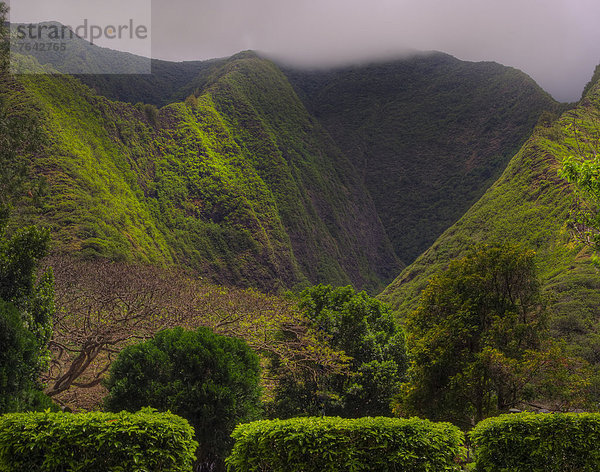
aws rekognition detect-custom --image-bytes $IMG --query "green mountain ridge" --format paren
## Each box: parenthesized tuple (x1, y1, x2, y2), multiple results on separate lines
(65, 46, 560, 268)
(11, 52, 399, 292)
(380, 73, 600, 362)
(6, 34, 564, 294)
(283, 53, 561, 263)
(9, 21, 220, 106)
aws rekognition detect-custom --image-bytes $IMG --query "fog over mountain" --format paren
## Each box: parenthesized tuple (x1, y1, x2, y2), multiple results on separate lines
(9, 0, 600, 101)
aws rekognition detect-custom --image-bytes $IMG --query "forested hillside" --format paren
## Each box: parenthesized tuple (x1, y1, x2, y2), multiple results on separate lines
(380, 72, 600, 364)
(8, 33, 561, 293)
(12, 52, 399, 292)
(284, 53, 561, 263)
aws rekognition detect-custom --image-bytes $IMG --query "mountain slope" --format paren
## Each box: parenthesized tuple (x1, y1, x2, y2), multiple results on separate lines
(380, 74, 600, 362)
(11, 52, 399, 292)
(284, 53, 561, 264)
(9, 22, 217, 107)
(19, 36, 559, 270)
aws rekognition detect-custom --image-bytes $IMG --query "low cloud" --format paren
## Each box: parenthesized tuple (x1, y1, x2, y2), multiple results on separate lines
(149, 0, 600, 102)
(10, 0, 600, 101)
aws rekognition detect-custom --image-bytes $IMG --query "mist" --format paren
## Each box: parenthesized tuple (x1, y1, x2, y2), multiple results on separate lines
(9, 0, 600, 102)
(149, 0, 600, 102)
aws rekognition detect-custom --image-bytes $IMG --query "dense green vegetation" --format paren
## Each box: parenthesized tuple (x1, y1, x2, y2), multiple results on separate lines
(284, 54, 561, 264)
(6, 9, 600, 469)
(399, 244, 589, 426)
(9, 52, 399, 292)
(470, 412, 600, 471)
(8, 32, 561, 291)
(380, 73, 600, 374)
(0, 218, 54, 413)
(269, 285, 407, 418)
(105, 327, 262, 472)
(227, 416, 465, 472)
(559, 107, 600, 265)
(0, 409, 198, 471)
(0, 12, 55, 413)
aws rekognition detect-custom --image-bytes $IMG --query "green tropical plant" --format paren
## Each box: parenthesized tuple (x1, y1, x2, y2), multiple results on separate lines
(269, 285, 407, 418)
(0, 210, 54, 413)
(559, 118, 600, 265)
(470, 412, 600, 471)
(104, 327, 262, 472)
(399, 243, 562, 426)
(0, 408, 198, 472)
(227, 416, 465, 472)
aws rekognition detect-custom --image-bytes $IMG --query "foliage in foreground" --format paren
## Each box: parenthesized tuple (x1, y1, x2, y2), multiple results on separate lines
(269, 284, 407, 418)
(0, 4, 54, 413)
(104, 327, 262, 472)
(400, 243, 590, 426)
(470, 412, 600, 471)
(0, 408, 198, 472)
(226, 416, 465, 472)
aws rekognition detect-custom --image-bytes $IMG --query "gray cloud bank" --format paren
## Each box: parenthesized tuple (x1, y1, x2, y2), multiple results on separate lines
(10, 0, 600, 101)
(149, 0, 600, 102)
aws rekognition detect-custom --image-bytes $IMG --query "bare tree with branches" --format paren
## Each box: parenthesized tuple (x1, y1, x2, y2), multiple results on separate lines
(43, 255, 347, 410)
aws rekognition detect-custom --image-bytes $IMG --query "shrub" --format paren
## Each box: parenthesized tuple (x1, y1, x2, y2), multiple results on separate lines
(469, 412, 600, 471)
(104, 327, 262, 472)
(226, 416, 465, 472)
(0, 408, 198, 471)
(143, 103, 159, 126)
(270, 285, 407, 418)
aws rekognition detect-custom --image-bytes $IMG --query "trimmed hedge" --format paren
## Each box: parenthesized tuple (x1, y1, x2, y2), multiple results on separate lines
(0, 408, 198, 471)
(226, 416, 465, 471)
(469, 412, 600, 471)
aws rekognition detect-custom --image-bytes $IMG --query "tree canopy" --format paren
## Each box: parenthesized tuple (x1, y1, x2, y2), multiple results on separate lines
(400, 243, 553, 426)
(269, 284, 407, 418)
(104, 326, 262, 472)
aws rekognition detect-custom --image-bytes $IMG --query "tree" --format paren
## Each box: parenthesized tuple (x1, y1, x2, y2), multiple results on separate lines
(269, 284, 407, 418)
(560, 126, 600, 264)
(400, 243, 552, 426)
(104, 327, 262, 472)
(0, 211, 54, 413)
(43, 255, 346, 411)
(0, 2, 54, 413)
(0, 299, 42, 412)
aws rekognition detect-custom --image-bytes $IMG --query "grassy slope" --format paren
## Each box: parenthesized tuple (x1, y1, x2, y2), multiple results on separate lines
(31, 40, 559, 269)
(284, 53, 560, 264)
(13, 53, 399, 292)
(379, 76, 600, 362)
(203, 52, 400, 290)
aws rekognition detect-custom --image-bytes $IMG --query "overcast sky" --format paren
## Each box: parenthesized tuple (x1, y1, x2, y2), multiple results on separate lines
(10, 0, 600, 102)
